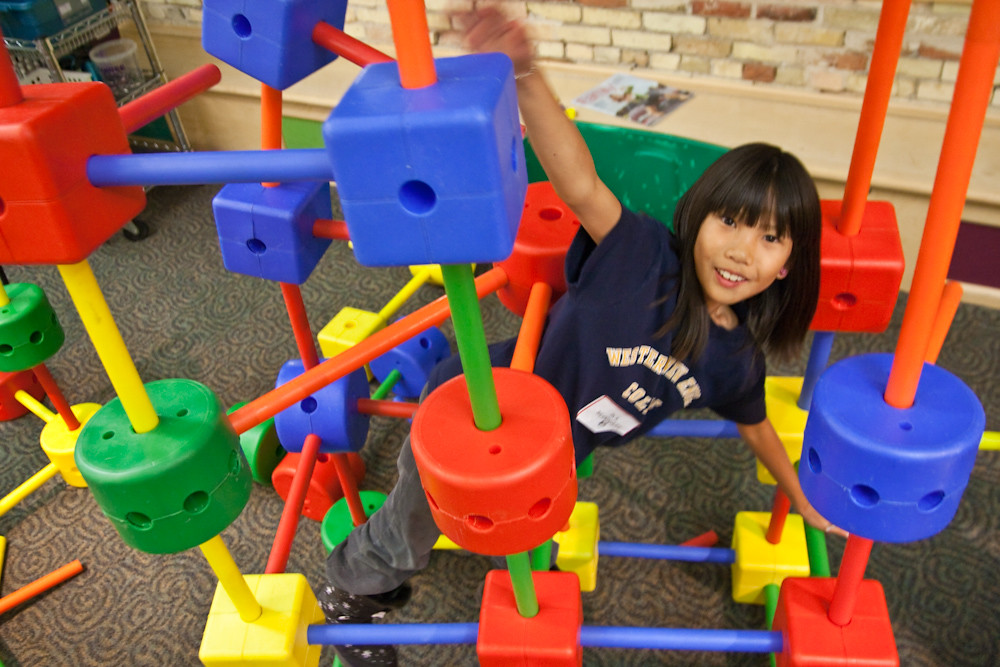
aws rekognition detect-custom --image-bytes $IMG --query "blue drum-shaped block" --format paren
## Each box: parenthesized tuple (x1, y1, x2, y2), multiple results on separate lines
(800, 353, 984, 543)
(369, 325, 450, 399)
(273, 360, 370, 453)
(202, 0, 347, 90)
(323, 53, 527, 267)
(212, 181, 332, 284)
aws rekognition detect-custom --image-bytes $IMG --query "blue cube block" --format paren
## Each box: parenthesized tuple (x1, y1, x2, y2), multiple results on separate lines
(273, 361, 370, 453)
(202, 0, 347, 90)
(323, 53, 527, 267)
(800, 353, 984, 543)
(212, 181, 332, 284)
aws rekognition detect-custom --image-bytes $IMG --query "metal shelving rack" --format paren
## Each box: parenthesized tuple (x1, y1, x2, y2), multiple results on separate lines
(3, 0, 190, 153)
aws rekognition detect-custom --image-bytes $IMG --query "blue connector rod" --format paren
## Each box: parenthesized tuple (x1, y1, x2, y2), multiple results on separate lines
(798, 331, 835, 410)
(646, 418, 739, 438)
(598, 541, 736, 564)
(87, 149, 334, 187)
(580, 626, 783, 653)
(308, 622, 479, 646)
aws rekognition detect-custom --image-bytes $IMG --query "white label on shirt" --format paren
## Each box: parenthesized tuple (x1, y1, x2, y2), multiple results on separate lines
(576, 395, 640, 436)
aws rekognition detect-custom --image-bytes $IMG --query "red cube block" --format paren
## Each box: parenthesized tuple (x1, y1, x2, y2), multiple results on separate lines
(478, 570, 583, 666)
(495, 182, 580, 317)
(811, 200, 904, 333)
(0, 82, 145, 265)
(0, 369, 45, 421)
(772, 577, 898, 667)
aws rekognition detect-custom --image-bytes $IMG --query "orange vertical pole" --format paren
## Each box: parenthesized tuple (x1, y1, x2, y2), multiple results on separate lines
(386, 0, 437, 89)
(510, 282, 552, 373)
(924, 281, 963, 365)
(261, 83, 283, 187)
(828, 535, 874, 626)
(839, 0, 912, 237)
(885, 0, 1000, 408)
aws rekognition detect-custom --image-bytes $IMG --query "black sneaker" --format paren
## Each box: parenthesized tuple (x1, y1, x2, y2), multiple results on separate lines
(317, 583, 411, 667)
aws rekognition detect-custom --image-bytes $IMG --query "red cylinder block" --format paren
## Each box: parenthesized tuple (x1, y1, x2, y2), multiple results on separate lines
(271, 451, 365, 521)
(0, 369, 45, 421)
(495, 182, 580, 317)
(411, 368, 576, 556)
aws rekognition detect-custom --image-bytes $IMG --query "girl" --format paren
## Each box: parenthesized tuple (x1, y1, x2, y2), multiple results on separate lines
(320, 9, 843, 666)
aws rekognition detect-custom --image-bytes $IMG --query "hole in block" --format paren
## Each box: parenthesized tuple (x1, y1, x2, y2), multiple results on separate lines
(184, 490, 209, 514)
(488, 445, 501, 455)
(850, 484, 880, 507)
(467, 514, 494, 531)
(539, 207, 563, 221)
(126, 511, 152, 529)
(918, 490, 945, 511)
(29, 331, 42, 344)
(426, 491, 439, 511)
(301, 396, 318, 413)
(528, 497, 551, 519)
(232, 14, 252, 38)
(176, 408, 189, 417)
(316, 452, 329, 463)
(832, 293, 857, 310)
(807, 447, 822, 474)
(246, 238, 266, 255)
(0, 344, 12, 355)
(399, 180, 437, 215)
(899, 421, 913, 431)
(102, 431, 115, 440)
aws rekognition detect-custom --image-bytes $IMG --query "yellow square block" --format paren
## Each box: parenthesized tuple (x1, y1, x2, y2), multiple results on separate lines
(318, 308, 386, 358)
(757, 377, 808, 485)
(554, 502, 599, 592)
(40, 402, 101, 488)
(731, 511, 810, 605)
(199, 573, 324, 667)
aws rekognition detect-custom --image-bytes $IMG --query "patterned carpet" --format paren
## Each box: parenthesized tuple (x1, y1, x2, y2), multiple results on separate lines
(0, 183, 997, 666)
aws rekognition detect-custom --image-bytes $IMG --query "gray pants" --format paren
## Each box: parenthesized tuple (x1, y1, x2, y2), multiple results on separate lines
(324, 434, 440, 596)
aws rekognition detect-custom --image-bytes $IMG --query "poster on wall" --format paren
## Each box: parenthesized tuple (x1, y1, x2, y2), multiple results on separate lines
(571, 73, 693, 127)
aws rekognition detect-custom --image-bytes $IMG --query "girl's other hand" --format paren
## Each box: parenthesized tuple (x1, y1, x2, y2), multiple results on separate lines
(458, 7, 536, 78)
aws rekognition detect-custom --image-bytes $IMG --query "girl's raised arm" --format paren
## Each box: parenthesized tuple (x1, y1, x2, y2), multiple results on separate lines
(462, 8, 621, 244)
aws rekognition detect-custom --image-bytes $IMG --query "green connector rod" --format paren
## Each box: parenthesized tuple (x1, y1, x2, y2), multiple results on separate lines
(440, 264, 501, 431)
(370, 368, 402, 400)
(577, 452, 594, 480)
(803, 523, 831, 577)
(529, 540, 554, 571)
(506, 551, 539, 618)
(764, 582, 780, 667)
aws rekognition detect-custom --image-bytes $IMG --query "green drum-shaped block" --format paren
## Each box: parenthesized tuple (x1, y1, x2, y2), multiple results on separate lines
(227, 401, 286, 485)
(0, 283, 65, 372)
(76, 379, 252, 554)
(321, 490, 387, 554)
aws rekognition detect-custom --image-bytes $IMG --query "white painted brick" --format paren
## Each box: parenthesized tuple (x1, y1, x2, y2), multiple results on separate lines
(527, 20, 560, 42)
(426, 12, 451, 31)
(649, 52, 682, 71)
(555, 24, 611, 46)
(707, 18, 773, 43)
(774, 23, 844, 47)
(643, 12, 706, 35)
(908, 15, 969, 37)
(536, 40, 565, 59)
(632, 0, 686, 9)
(611, 29, 672, 52)
(846, 72, 868, 94)
(182, 7, 201, 23)
(594, 46, 622, 64)
(894, 77, 917, 98)
(711, 59, 743, 79)
(355, 7, 391, 24)
(805, 66, 846, 92)
(680, 55, 710, 74)
(528, 2, 581, 23)
(731, 42, 798, 64)
(917, 80, 955, 102)
(823, 7, 880, 32)
(426, 0, 473, 11)
(843, 30, 874, 52)
(566, 43, 595, 61)
(941, 61, 960, 83)
(583, 8, 641, 29)
(775, 65, 804, 87)
(992, 86, 999, 107)
(897, 56, 943, 80)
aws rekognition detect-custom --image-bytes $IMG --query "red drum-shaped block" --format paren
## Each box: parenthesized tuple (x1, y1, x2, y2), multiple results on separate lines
(773, 577, 898, 667)
(271, 451, 365, 521)
(411, 368, 576, 556)
(811, 200, 904, 334)
(495, 182, 580, 317)
(0, 83, 145, 264)
(0, 369, 45, 421)
(478, 570, 583, 667)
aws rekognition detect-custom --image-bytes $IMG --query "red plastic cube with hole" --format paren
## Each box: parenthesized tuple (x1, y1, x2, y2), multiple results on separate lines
(772, 577, 898, 667)
(0, 82, 145, 265)
(811, 200, 904, 334)
(0, 369, 44, 421)
(478, 570, 583, 666)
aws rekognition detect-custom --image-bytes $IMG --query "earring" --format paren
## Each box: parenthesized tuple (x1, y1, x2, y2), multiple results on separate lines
(778, 267, 788, 278)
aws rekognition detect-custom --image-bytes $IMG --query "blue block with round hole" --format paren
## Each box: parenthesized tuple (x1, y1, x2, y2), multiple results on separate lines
(369, 325, 450, 399)
(212, 181, 332, 284)
(322, 53, 527, 267)
(201, 0, 347, 90)
(799, 353, 984, 543)
(273, 360, 370, 453)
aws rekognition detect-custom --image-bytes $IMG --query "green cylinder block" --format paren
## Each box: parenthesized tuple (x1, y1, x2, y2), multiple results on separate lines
(227, 401, 286, 485)
(321, 490, 387, 554)
(0, 283, 64, 372)
(75, 379, 252, 554)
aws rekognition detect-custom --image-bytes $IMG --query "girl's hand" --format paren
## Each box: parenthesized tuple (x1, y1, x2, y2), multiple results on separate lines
(458, 7, 536, 78)
(798, 501, 849, 539)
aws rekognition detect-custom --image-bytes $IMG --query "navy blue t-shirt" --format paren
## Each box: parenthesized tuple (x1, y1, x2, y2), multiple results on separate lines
(427, 205, 767, 465)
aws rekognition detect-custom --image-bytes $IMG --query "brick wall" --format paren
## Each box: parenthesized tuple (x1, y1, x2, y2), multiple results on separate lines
(142, 0, 999, 107)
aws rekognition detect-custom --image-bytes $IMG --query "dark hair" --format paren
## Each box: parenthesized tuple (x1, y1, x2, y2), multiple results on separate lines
(658, 143, 821, 362)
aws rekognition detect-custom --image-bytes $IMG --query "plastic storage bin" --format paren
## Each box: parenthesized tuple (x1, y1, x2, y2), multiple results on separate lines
(524, 121, 727, 229)
(0, 0, 108, 40)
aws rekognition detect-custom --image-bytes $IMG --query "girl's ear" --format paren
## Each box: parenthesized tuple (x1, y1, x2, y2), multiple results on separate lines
(777, 267, 789, 279)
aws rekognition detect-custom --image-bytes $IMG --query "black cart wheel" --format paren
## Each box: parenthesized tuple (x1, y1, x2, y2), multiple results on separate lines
(123, 219, 151, 242)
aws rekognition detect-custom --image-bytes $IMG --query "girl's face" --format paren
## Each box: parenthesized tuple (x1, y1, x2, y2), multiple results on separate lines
(693, 212, 793, 313)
